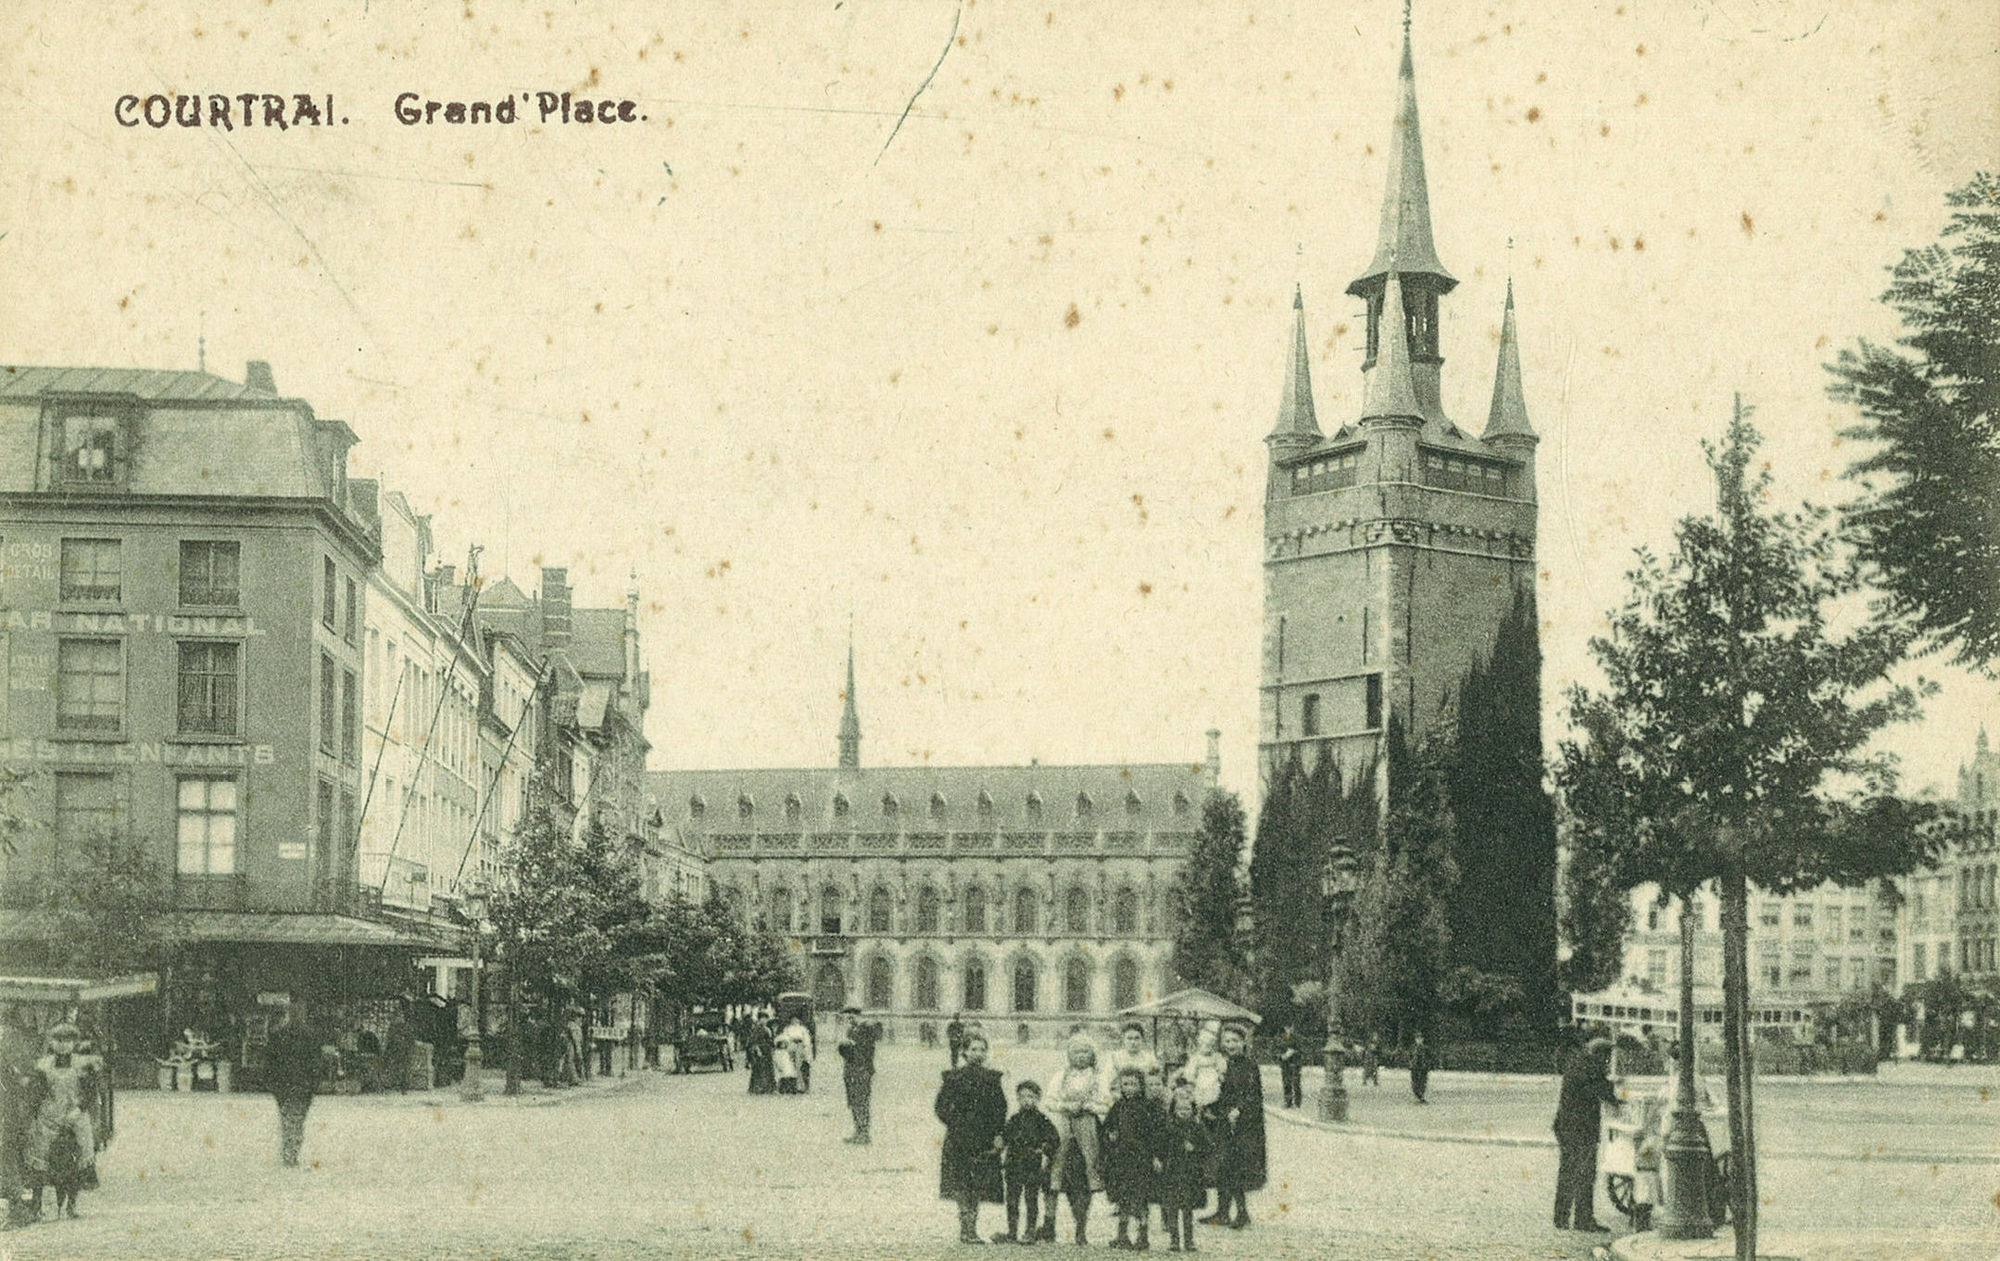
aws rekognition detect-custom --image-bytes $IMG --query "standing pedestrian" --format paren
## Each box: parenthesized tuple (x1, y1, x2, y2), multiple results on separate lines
(22, 1023, 101, 1220)
(946, 1013, 966, 1068)
(994, 1079, 1059, 1243)
(1408, 1033, 1435, 1104)
(1203, 1023, 1265, 1230)
(1552, 1037, 1616, 1232)
(746, 1020, 776, 1095)
(837, 1006, 881, 1144)
(1047, 1034, 1110, 1244)
(1101, 1067, 1162, 1250)
(264, 1002, 322, 1169)
(1361, 1037, 1380, 1087)
(1157, 1080, 1212, 1253)
(2, 1006, 41, 1228)
(1275, 1025, 1303, 1110)
(935, 1031, 1007, 1245)
(1105, 1022, 1160, 1085)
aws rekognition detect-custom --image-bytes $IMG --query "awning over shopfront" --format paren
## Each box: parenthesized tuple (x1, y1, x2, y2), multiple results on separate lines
(0, 910, 454, 951)
(0, 972, 158, 1003)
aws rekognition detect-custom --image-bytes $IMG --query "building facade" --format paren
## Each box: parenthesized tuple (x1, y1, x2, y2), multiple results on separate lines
(648, 661, 1217, 1044)
(0, 362, 450, 1065)
(1906, 731, 2000, 985)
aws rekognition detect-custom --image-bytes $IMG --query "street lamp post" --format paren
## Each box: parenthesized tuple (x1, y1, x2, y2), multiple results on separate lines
(460, 886, 490, 1104)
(1318, 842, 1359, 1123)
(1655, 894, 1715, 1239)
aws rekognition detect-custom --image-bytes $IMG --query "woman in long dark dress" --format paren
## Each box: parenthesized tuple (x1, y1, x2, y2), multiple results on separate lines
(934, 1032, 1007, 1244)
(745, 1021, 776, 1095)
(1204, 1023, 1266, 1229)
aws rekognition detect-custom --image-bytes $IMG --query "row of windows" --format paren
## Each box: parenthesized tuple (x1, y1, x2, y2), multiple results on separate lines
(1294, 676, 1385, 738)
(38, 538, 361, 646)
(1910, 939, 1998, 980)
(747, 881, 1150, 938)
(1289, 451, 1360, 496)
(45, 768, 354, 878)
(1755, 948, 1894, 991)
(1960, 864, 1998, 911)
(1421, 453, 1510, 496)
(696, 788, 1194, 824)
(51, 538, 241, 608)
(818, 952, 1147, 1014)
(47, 636, 356, 759)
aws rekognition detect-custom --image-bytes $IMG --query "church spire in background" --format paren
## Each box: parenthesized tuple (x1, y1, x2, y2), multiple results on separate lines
(1483, 279, 1535, 440)
(838, 634, 862, 770)
(1267, 284, 1323, 449)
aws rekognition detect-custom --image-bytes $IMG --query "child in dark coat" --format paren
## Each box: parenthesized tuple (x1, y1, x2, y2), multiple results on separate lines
(1101, 1067, 1162, 1250)
(1157, 1081, 1212, 1252)
(995, 1079, 1061, 1243)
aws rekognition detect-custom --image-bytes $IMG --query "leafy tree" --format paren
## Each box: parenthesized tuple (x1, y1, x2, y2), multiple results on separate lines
(1337, 717, 1457, 1044)
(1556, 401, 1944, 1260)
(1170, 790, 1252, 1001)
(13, 827, 180, 979)
(1828, 172, 2000, 667)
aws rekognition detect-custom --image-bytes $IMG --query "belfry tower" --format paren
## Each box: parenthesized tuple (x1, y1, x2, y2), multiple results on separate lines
(1258, 16, 1540, 787)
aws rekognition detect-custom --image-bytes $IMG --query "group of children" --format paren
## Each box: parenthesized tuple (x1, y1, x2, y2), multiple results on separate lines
(935, 1020, 1266, 1251)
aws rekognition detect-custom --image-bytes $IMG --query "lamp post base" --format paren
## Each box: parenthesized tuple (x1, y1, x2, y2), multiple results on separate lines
(460, 1043, 485, 1103)
(1318, 1050, 1350, 1123)
(1654, 1107, 1716, 1240)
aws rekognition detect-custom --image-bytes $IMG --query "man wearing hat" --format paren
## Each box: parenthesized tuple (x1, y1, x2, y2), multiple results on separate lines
(836, 1005, 882, 1144)
(1551, 1036, 1617, 1231)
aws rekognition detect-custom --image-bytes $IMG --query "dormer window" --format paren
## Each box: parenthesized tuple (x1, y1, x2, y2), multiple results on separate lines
(1025, 793, 1044, 823)
(882, 793, 899, 818)
(785, 794, 803, 824)
(977, 790, 994, 818)
(1125, 790, 1143, 817)
(1172, 791, 1191, 818)
(833, 793, 850, 818)
(930, 792, 948, 820)
(688, 795, 706, 819)
(1075, 793, 1093, 820)
(56, 408, 133, 487)
(737, 794, 754, 821)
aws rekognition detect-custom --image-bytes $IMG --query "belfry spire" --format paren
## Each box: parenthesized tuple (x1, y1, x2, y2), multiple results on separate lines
(838, 636, 861, 770)
(1361, 267, 1423, 424)
(1483, 279, 1534, 439)
(1348, 14, 1454, 298)
(1267, 284, 1322, 446)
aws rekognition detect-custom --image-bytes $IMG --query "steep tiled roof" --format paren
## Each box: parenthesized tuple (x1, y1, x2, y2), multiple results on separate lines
(649, 762, 1212, 834)
(0, 365, 281, 402)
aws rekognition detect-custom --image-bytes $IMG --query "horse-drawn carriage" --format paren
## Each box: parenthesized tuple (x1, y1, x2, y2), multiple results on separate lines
(673, 1009, 734, 1073)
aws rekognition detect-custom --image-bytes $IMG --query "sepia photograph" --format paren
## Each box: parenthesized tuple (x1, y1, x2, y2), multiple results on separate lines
(0, 1, 1995, 1257)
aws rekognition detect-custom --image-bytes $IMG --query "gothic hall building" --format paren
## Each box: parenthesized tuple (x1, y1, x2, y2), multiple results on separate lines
(649, 655, 1218, 1045)
(1254, 17, 1558, 1023)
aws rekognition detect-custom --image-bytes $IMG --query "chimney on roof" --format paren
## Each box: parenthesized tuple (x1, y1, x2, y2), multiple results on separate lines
(244, 360, 277, 394)
(438, 564, 456, 591)
(541, 567, 572, 652)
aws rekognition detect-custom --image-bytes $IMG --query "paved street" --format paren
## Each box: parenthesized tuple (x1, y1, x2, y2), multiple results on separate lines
(1, 1047, 1992, 1260)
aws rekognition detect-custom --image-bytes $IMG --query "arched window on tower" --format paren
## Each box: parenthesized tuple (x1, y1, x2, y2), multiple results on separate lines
(1113, 887, 1138, 936)
(1063, 956, 1091, 1013)
(869, 886, 894, 934)
(963, 884, 988, 934)
(1012, 958, 1038, 1013)
(914, 956, 941, 1010)
(1301, 693, 1322, 737)
(1112, 955, 1141, 1009)
(867, 956, 894, 1009)
(917, 884, 941, 933)
(1065, 886, 1091, 936)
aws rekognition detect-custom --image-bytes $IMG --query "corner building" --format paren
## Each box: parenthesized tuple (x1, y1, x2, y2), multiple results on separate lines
(649, 655, 1217, 1045)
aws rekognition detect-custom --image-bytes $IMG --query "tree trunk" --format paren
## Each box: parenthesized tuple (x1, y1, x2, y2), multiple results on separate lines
(1676, 894, 1700, 1118)
(1718, 862, 1757, 1261)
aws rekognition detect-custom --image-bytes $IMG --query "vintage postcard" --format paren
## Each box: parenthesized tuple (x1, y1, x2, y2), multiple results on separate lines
(1, 2, 1995, 1258)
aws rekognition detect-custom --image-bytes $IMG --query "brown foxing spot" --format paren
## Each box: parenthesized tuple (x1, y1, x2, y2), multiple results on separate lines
(1064, 303, 1081, 328)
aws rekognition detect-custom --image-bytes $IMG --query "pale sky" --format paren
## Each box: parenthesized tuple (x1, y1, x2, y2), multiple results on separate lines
(4, 0, 1996, 803)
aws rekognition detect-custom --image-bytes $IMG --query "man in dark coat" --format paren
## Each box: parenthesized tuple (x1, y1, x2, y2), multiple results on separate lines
(1203, 1023, 1266, 1229)
(837, 1006, 882, 1144)
(945, 1014, 966, 1068)
(1552, 1037, 1616, 1232)
(264, 1003, 323, 1168)
(935, 1031, 1007, 1244)
(1275, 1024, 1304, 1109)
(1408, 1033, 1435, 1103)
